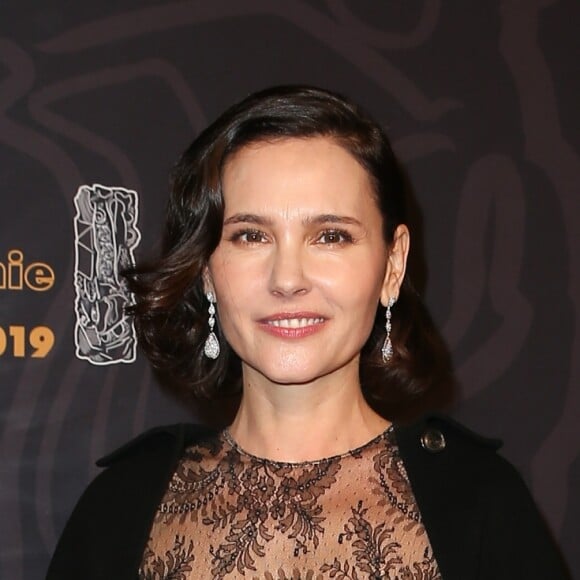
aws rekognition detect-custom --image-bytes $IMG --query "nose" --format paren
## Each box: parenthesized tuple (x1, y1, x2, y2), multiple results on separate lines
(268, 242, 311, 297)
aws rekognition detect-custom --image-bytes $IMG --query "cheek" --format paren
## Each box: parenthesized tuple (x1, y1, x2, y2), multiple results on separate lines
(210, 255, 260, 333)
(316, 254, 386, 311)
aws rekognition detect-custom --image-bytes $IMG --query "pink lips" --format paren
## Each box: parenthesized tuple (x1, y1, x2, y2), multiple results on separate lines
(258, 312, 327, 338)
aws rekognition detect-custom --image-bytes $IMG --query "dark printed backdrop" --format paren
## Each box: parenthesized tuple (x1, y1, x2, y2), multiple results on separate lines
(1, 1, 578, 578)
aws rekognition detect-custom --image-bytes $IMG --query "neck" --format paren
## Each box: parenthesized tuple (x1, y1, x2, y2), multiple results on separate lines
(227, 366, 390, 462)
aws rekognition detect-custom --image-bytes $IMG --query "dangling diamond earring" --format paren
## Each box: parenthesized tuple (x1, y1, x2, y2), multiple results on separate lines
(381, 298, 395, 363)
(203, 291, 220, 359)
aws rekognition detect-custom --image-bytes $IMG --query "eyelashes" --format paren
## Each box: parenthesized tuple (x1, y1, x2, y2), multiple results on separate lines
(227, 228, 355, 246)
(228, 228, 267, 244)
(316, 229, 354, 245)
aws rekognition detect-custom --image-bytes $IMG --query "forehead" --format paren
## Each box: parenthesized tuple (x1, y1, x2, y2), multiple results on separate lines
(221, 137, 377, 214)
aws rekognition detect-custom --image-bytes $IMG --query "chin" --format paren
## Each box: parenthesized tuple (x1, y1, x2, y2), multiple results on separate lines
(261, 370, 320, 386)
(250, 360, 325, 386)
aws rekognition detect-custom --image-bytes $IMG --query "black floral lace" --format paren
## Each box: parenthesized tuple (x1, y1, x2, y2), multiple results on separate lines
(139, 427, 440, 579)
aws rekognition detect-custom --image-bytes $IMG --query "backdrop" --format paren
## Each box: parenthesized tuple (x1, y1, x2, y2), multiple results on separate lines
(1, 1, 578, 578)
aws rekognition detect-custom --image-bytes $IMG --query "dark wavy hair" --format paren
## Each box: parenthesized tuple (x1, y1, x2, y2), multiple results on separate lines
(125, 85, 452, 414)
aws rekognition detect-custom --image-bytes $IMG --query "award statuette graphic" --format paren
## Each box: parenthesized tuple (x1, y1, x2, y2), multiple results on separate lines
(73, 184, 141, 365)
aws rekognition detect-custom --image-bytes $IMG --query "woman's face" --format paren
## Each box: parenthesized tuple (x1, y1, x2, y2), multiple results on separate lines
(207, 136, 407, 387)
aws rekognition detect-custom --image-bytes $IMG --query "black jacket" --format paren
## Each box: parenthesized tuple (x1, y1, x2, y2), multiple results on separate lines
(46, 415, 569, 579)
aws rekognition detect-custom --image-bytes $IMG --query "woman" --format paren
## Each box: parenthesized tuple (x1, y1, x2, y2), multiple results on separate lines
(47, 86, 568, 579)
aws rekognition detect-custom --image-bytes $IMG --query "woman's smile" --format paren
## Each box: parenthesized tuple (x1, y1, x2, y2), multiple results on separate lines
(258, 312, 328, 337)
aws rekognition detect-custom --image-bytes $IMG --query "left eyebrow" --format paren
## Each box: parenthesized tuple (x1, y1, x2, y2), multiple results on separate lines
(304, 214, 364, 227)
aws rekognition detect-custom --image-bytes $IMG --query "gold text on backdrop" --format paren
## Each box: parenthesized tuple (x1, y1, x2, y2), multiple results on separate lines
(0, 249, 55, 291)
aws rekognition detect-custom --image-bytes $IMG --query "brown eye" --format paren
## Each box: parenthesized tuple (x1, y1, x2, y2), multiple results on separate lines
(230, 229, 268, 244)
(317, 229, 353, 245)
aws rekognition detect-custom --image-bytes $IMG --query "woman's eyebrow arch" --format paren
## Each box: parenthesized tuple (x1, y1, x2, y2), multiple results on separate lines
(223, 213, 362, 227)
(305, 214, 363, 226)
(223, 214, 273, 226)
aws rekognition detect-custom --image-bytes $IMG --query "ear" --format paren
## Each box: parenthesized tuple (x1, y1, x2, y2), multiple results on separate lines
(380, 224, 410, 306)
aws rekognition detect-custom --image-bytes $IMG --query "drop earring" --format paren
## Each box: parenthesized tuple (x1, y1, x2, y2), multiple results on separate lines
(381, 298, 395, 363)
(203, 291, 220, 359)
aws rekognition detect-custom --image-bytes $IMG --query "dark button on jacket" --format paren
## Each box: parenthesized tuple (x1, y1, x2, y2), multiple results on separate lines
(420, 428, 446, 452)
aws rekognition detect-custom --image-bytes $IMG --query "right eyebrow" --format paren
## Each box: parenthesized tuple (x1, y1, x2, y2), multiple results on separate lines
(223, 214, 273, 226)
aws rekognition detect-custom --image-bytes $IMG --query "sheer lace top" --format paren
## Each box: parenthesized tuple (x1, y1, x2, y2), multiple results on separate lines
(139, 426, 441, 579)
